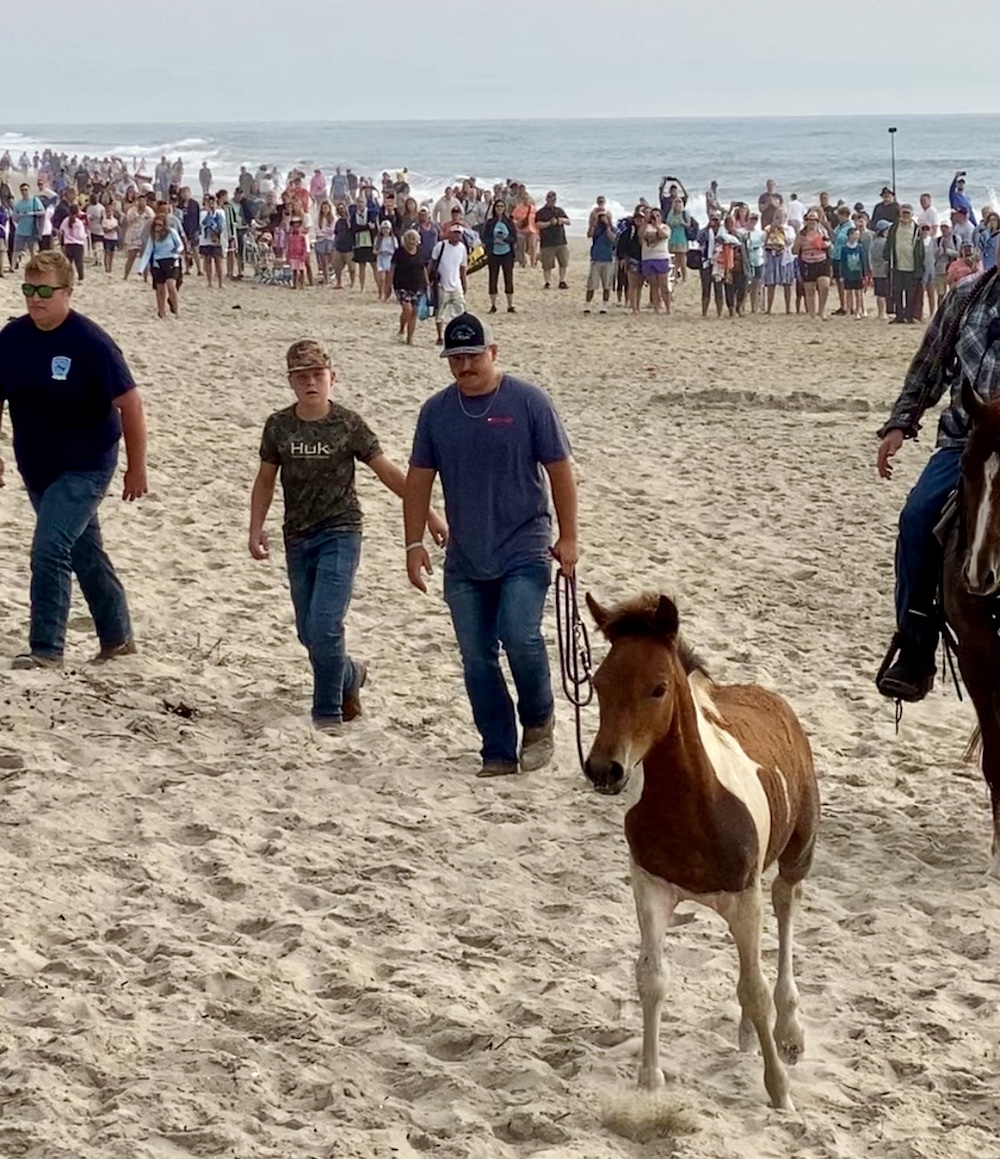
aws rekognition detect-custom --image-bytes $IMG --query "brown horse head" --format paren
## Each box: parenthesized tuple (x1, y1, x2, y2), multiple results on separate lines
(584, 592, 706, 795)
(960, 379, 1000, 596)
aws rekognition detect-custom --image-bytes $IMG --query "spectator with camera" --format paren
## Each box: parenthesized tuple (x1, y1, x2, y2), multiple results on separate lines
(584, 207, 616, 314)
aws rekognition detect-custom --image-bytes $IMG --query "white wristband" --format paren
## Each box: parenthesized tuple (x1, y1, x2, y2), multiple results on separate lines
(405, 542, 425, 552)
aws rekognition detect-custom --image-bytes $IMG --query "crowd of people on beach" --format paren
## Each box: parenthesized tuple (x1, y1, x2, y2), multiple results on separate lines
(2, 142, 1000, 763)
(1, 145, 997, 333)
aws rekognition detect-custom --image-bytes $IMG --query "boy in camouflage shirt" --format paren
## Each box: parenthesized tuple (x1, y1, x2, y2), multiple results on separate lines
(250, 339, 446, 731)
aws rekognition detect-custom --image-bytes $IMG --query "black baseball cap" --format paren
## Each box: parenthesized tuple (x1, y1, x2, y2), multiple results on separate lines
(440, 313, 493, 358)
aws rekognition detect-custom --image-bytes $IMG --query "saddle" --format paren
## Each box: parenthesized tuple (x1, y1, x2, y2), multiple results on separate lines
(932, 490, 960, 548)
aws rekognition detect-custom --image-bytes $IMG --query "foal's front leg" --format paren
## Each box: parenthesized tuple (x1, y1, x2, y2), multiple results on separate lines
(630, 865, 679, 1090)
(719, 883, 793, 1111)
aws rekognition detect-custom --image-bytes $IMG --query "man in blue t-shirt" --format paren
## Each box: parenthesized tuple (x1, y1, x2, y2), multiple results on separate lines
(0, 251, 148, 669)
(12, 181, 44, 265)
(585, 210, 617, 313)
(403, 313, 579, 778)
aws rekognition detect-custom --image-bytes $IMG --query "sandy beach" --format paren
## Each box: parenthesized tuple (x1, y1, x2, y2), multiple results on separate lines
(0, 240, 997, 1159)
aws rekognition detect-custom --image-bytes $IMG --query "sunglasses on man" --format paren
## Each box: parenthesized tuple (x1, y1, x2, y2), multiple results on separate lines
(21, 283, 63, 298)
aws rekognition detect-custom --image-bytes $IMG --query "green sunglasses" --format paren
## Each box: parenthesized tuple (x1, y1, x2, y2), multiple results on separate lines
(21, 283, 63, 299)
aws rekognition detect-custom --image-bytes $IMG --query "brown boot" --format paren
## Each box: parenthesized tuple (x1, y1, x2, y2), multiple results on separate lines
(343, 662, 367, 722)
(520, 716, 555, 772)
(92, 639, 136, 663)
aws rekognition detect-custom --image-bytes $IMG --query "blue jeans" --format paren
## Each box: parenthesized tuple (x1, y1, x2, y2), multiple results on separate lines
(444, 560, 554, 763)
(25, 462, 132, 659)
(895, 447, 962, 631)
(285, 528, 362, 722)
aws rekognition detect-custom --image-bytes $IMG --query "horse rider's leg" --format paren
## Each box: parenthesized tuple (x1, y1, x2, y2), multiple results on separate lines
(718, 885, 794, 1111)
(879, 448, 964, 700)
(771, 874, 805, 1063)
(630, 865, 679, 1090)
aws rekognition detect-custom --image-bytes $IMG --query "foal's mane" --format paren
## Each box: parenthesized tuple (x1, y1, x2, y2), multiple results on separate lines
(596, 592, 710, 677)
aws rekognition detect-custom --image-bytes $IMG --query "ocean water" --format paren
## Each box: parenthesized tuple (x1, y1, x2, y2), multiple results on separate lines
(3, 116, 998, 233)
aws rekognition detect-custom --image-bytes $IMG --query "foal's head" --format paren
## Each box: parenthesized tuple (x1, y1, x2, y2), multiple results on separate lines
(960, 379, 1000, 596)
(583, 593, 706, 795)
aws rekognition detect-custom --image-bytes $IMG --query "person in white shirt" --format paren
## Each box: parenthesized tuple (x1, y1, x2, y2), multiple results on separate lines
(432, 187, 462, 225)
(917, 192, 940, 237)
(431, 225, 469, 344)
(951, 207, 975, 248)
(786, 193, 806, 231)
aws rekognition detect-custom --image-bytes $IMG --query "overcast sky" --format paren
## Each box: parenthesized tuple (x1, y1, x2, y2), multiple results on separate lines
(5, 0, 991, 121)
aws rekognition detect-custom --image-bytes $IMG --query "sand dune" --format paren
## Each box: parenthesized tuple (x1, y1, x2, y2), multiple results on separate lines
(0, 245, 996, 1159)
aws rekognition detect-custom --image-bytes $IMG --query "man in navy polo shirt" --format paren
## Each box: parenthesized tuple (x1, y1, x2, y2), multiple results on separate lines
(403, 313, 579, 777)
(0, 250, 147, 669)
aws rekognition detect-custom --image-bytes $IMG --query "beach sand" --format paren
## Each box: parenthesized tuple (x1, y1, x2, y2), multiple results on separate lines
(0, 241, 997, 1159)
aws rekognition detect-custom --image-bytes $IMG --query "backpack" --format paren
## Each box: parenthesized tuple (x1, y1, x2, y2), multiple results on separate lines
(429, 241, 451, 283)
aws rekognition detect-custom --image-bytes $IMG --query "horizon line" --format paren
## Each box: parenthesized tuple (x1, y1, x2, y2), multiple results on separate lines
(4, 111, 996, 128)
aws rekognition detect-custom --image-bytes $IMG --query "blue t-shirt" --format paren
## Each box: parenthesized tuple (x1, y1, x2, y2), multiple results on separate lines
(14, 197, 43, 238)
(410, 374, 572, 580)
(590, 228, 615, 262)
(0, 311, 133, 492)
(841, 244, 864, 277)
(491, 220, 512, 256)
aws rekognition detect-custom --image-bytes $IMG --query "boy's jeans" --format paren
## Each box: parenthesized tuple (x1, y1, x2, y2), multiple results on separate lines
(444, 560, 554, 763)
(285, 528, 362, 723)
(25, 461, 132, 659)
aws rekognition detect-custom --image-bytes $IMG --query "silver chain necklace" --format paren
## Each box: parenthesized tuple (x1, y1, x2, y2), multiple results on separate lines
(456, 375, 504, 419)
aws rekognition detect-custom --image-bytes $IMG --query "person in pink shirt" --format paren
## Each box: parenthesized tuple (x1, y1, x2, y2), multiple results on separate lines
(309, 169, 327, 202)
(947, 243, 983, 287)
(285, 176, 310, 217)
(286, 219, 308, 289)
(58, 203, 88, 281)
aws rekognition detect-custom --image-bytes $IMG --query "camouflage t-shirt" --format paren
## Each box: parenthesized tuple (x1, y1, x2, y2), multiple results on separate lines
(259, 403, 382, 540)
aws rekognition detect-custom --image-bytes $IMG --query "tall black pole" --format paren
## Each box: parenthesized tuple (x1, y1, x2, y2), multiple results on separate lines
(888, 126, 897, 196)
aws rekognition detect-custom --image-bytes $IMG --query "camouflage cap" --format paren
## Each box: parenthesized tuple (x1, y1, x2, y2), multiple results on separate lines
(286, 339, 332, 373)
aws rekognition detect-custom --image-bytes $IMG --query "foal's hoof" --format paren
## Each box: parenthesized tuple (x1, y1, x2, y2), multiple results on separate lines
(775, 1021, 805, 1066)
(637, 1065, 666, 1091)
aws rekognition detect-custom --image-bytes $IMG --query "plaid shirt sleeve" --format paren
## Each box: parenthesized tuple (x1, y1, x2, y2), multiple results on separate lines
(876, 284, 974, 441)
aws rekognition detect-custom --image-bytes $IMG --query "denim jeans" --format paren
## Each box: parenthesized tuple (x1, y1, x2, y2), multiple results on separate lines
(25, 461, 132, 659)
(895, 447, 962, 630)
(285, 528, 362, 722)
(444, 560, 554, 762)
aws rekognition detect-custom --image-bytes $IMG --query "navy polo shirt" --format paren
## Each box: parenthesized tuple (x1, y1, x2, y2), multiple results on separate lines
(0, 310, 133, 492)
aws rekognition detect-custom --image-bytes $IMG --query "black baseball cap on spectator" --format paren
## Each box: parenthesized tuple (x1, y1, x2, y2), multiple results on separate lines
(440, 313, 494, 359)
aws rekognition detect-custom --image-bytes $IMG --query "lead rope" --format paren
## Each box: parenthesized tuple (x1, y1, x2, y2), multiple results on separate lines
(555, 571, 594, 774)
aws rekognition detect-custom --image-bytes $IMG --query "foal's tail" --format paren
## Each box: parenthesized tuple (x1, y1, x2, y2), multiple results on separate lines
(964, 724, 983, 767)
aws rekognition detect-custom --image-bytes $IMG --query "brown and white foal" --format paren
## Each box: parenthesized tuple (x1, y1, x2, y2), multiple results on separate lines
(584, 593, 820, 1111)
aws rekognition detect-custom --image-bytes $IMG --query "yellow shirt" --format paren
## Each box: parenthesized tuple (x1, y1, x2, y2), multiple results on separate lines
(894, 223, 917, 272)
